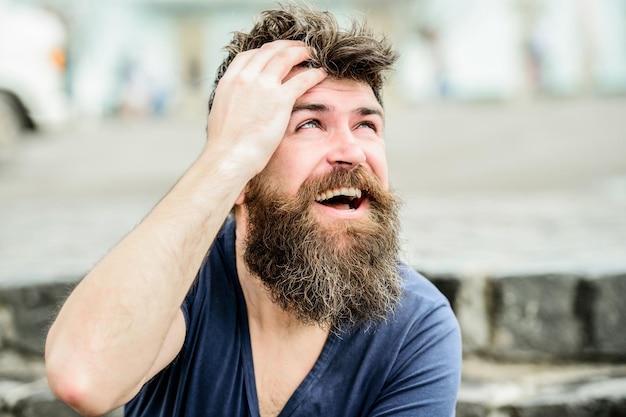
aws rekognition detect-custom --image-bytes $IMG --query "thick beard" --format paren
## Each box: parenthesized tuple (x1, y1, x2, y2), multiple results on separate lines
(243, 166, 402, 333)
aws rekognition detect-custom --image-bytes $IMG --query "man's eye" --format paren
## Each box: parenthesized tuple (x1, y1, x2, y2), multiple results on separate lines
(357, 121, 377, 131)
(298, 120, 320, 130)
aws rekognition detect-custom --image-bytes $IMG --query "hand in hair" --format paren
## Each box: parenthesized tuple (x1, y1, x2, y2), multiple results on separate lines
(205, 39, 327, 180)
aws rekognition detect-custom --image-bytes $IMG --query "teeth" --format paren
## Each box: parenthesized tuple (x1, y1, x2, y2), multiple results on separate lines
(315, 187, 362, 202)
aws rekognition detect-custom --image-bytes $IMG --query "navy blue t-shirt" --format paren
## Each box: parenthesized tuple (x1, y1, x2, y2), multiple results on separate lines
(125, 219, 462, 416)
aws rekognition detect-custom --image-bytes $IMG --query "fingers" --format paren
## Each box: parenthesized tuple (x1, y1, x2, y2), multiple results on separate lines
(204, 40, 327, 179)
(283, 65, 327, 98)
(222, 39, 322, 87)
(257, 42, 313, 80)
(224, 40, 299, 75)
(240, 40, 307, 77)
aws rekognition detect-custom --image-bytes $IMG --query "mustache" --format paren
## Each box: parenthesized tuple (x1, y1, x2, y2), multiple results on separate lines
(272, 166, 389, 212)
(242, 163, 402, 331)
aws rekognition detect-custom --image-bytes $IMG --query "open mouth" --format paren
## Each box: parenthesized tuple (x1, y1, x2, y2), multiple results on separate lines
(315, 186, 366, 211)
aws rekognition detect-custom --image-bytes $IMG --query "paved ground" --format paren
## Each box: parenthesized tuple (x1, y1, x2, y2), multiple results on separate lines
(1, 98, 626, 417)
(1, 98, 625, 286)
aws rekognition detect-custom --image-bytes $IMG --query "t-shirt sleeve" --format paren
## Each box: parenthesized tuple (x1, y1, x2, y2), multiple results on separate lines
(369, 275, 462, 416)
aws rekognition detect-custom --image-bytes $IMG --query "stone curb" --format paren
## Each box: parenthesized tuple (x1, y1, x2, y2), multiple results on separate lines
(1, 370, 626, 417)
(424, 270, 626, 362)
(458, 374, 626, 417)
(0, 378, 122, 417)
(1, 271, 626, 416)
(0, 281, 76, 357)
(1, 270, 625, 363)
(458, 358, 626, 417)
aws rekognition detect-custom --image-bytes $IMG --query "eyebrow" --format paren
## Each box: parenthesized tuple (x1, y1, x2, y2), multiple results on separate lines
(292, 103, 329, 114)
(292, 103, 384, 118)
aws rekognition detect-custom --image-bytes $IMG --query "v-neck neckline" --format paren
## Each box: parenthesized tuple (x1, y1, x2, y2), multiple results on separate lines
(231, 265, 340, 417)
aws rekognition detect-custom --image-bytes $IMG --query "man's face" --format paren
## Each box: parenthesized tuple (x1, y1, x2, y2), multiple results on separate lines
(239, 78, 402, 331)
(253, 77, 389, 222)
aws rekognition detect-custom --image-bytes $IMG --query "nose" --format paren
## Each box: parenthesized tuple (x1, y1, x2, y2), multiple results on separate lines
(326, 127, 366, 168)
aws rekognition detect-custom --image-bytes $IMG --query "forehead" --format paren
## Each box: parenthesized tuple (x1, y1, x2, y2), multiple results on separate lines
(296, 78, 382, 111)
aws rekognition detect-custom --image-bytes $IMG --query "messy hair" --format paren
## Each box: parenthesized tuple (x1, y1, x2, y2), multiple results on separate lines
(207, 4, 399, 111)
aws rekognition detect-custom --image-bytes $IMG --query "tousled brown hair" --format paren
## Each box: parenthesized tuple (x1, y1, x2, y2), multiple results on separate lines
(208, 4, 399, 111)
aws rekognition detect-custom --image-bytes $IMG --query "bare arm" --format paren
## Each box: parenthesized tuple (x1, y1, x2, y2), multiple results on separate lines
(45, 40, 327, 416)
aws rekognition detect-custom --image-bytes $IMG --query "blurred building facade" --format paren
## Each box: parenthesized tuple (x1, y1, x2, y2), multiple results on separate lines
(396, 0, 626, 103)
(8, 0, 626, 118)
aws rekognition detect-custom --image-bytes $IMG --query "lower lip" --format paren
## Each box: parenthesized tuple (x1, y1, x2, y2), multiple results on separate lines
(313, 200, 369, 219)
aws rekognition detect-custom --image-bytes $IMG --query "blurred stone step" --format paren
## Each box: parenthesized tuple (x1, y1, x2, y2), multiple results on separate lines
(1, 363, 625, 417)
(1, 265, 626, 417)
(0, 279, 76, 357)
(1, 269, 625, 362)
(425, 270, 626, 361)
(0, 378, 122, 417)
(457, 358, 626, 417)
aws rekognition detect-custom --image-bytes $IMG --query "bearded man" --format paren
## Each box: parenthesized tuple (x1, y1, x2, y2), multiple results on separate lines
(46, 5, 462, 417)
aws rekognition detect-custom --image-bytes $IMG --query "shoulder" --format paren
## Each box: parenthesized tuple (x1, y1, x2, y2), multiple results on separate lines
(347, 262, 460, 357)
(383, 264, 462, 398)
(396, 262, 454, 317)
(379, 262, 461, 361)
(333, 263, 462, 416)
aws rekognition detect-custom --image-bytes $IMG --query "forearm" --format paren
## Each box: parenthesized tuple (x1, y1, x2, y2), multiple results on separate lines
(45, 152, 246, 415)
(46, 40, 327, 415)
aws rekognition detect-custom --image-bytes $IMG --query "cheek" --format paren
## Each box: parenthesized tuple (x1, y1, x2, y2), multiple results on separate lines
(375, 165, 389, 189)
(262, 149, 316, 194)
(365, 146, 389, 187)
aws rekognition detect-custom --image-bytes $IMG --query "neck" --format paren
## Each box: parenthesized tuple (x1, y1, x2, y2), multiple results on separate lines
(235, 220, 325, 336)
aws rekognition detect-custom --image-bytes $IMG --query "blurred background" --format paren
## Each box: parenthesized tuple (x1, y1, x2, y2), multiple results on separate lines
(1, 0, 626, 277)
(1, 2, 626, 415)
(2, 0, 626, 122)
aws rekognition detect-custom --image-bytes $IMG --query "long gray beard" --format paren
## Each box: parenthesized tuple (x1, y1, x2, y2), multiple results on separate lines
(243, 167, 403, 333)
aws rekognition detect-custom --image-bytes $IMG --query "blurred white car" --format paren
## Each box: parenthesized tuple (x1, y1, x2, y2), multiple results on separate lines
(0, 2, 70, 160)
